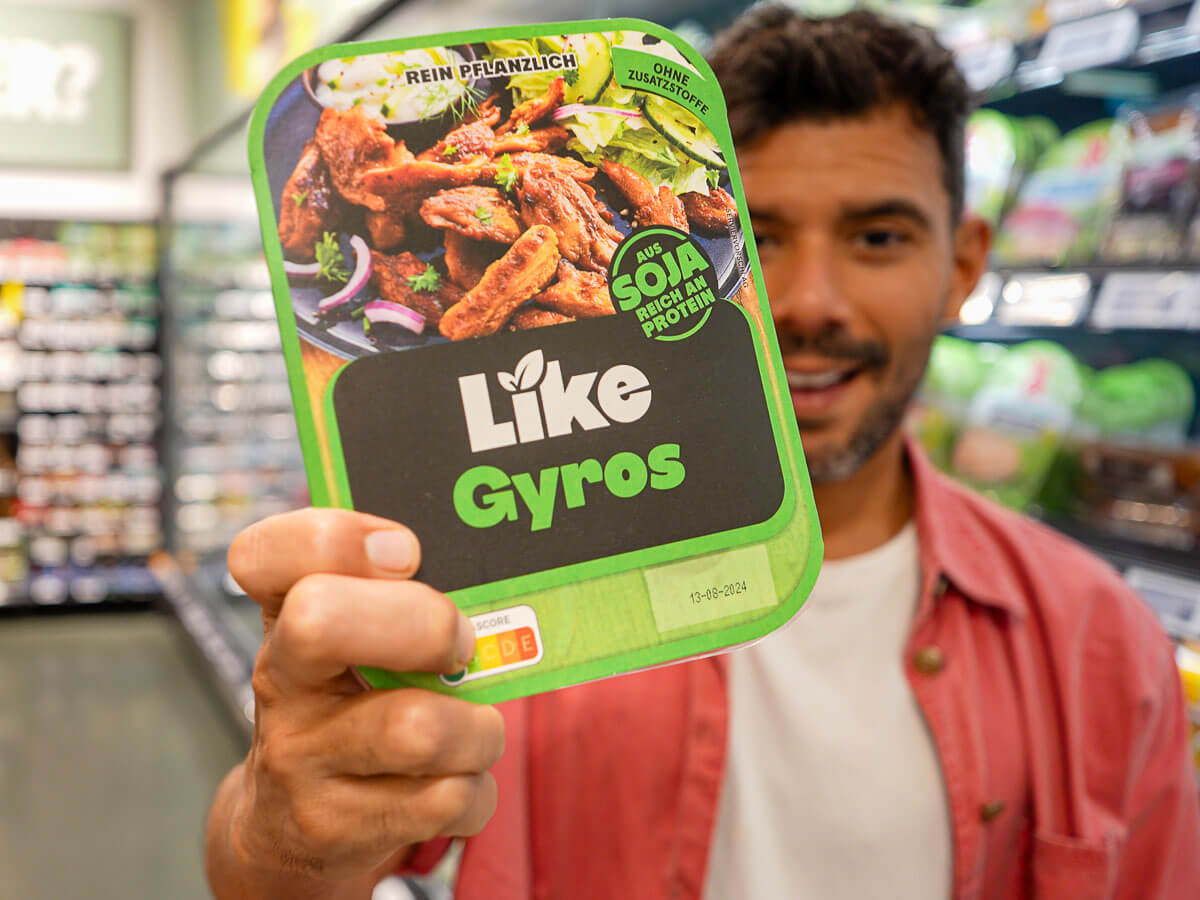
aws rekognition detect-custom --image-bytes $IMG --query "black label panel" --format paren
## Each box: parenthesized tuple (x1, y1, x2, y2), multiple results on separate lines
(332, 300, 784, 592)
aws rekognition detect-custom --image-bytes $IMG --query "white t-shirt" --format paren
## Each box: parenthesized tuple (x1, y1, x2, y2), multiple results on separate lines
(703, 523, 951, 899)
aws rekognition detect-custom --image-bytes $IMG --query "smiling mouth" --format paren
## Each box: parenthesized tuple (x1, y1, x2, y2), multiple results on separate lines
(786, 368, 862, 391)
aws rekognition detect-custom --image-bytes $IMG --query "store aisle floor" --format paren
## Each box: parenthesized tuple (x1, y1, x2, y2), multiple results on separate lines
(0, 613, 247, 899)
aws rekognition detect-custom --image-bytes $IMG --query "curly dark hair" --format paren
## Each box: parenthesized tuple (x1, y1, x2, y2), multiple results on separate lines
(708, 5, 971, 220)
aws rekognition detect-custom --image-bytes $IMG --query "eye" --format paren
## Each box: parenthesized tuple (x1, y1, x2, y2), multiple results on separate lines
(857, 229, 908, 249)
(752, 228, 780, 251)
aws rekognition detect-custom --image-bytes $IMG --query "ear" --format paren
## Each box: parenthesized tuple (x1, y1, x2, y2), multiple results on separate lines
(943, 215, 991, 327)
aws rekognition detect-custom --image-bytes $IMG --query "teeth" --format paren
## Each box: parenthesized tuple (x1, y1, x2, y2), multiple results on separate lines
(788, 370, 850, 390)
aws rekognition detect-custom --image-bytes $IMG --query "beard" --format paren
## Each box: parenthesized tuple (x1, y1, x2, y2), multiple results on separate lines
(795, 328, 937, 486)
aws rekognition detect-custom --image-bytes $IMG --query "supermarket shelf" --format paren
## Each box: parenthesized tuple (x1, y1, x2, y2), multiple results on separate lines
(946, 321, 1200, 340)
(155, 555, 256, 739)
(0, 594, 156, 618)
(1041, 514, 1200, 581)
(967, 1, 1200, 120)
(993, 262, 1200, 277)
(0, 564, 164, 615)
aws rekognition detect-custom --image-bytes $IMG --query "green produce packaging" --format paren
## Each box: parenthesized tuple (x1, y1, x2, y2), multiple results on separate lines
(248, 20, 822, 702)
(994, 120, 1126, 266)
(948, 340, 1084, 509)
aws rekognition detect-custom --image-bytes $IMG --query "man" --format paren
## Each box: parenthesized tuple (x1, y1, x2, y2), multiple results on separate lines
(206, 8, 1200, 899)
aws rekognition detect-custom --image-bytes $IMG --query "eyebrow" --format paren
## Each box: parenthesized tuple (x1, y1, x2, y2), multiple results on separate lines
(746, 206, 785, 224)
(841, 198, 933, 231)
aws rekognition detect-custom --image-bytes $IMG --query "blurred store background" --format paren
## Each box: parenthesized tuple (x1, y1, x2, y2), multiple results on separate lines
(0, 1, 1198, 897)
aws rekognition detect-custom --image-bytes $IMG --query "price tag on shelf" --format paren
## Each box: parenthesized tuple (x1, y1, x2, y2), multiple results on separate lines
(1091, 272, 1200, 330)
(993, 273, 1092, 326)
(954, 39, 1017, 93)
(1125, 566, 1200, 640)
(1038, 8, 1141, 73)
(1047, 0, 1127, 25)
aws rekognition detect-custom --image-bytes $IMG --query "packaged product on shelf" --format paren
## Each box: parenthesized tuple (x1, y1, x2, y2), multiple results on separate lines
(1101, 93, 1200, 263)
(965, 110, 1022, 225)
(250, 20, 822, 702)
(965, 110, 1058, 226)
(947, 339, 1085, 509)
(993, 120, 1127, 266)
(908, 335, 1002, 468)
(1076, 358, 1196, 446)
(1176, 643, 1200, 779)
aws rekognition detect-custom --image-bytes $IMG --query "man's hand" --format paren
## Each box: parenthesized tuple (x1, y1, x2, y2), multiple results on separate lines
(206, 508, 504, 898)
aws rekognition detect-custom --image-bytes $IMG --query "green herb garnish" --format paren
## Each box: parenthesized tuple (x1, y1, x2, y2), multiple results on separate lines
(380, 102, 394, 119)
(352, 97, 363, 107)
(291, 190, 309, 207)
(351, 306, 367, 320)
(446, 84, 485, 124)
(327, 77, 341, 90)
(564, 69, 580, 87)
(376, 77, 388, 86)
(706, 168, 720, 190)
(474, 206, 493, 225)
(441, 143, 458, 157)
(494, 153, 518, 192)
(513, 121, 531, 137)
(406, 264, 441, 292)
(314, 232, 349, 283)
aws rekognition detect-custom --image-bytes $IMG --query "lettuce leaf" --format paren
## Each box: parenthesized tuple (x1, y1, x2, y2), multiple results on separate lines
(568, 134, 711, 195)
(485, 39, 560, 104)
(486, 39, 713, 196)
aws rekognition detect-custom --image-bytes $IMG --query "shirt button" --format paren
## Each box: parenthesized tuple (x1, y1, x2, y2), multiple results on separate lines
(981, 801, 1006, 822)
(913, 645, 945, 675)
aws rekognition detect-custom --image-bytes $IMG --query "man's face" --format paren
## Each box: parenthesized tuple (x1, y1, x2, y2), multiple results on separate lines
(740, 104, 987, 483)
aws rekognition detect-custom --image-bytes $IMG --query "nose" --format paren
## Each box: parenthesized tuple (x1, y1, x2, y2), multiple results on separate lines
(768, 233, 852, 337)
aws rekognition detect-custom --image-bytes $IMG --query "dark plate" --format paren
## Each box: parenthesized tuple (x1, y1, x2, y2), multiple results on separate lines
(262, 55, 748, 361)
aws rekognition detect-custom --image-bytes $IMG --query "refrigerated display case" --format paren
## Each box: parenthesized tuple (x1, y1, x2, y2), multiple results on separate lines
(0, 221, 164, 613)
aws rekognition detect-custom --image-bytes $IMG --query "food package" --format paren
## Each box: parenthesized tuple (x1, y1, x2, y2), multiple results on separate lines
(965, 110, 1058, 226)
(1176, 644, 1200, 779)
(1076, 358, 1196, 446)
(1102, 94, 1200, 263)
(249, 21, 822, 702)
(965, 110, 1023, 226)
(947, 340, 1085, 509)
(994, 120, 1126, 266)
(909, 336, 1005, 468)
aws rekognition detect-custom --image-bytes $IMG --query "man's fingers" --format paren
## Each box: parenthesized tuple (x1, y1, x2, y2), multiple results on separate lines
(439, 771, 498, 837)
(314, 690, 505, 777)
(267, 574, 475, 687)
(228, 508, 423, 619)
(285, 773, 498, 858)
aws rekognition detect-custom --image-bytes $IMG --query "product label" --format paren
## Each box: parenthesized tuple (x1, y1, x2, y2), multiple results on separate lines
(331, 302, 783, 592)
(644, 543, 776, 633)
(441, 604, 545, 684)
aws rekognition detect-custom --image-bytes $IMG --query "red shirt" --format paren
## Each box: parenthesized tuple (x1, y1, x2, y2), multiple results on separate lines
(411, 443, 1200, 898)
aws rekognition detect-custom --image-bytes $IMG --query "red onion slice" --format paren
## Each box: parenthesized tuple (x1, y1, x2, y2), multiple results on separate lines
(362, 300, 424, 336)
(317, 235, 372, 312)
(553, 104, 643, 121)
(283, 259, 322, 277)
(364, 300, 425, 334)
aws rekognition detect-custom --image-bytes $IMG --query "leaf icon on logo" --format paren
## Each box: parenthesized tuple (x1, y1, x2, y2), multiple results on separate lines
(513, 349, 545, 391)
(497, 371, 518, 393)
